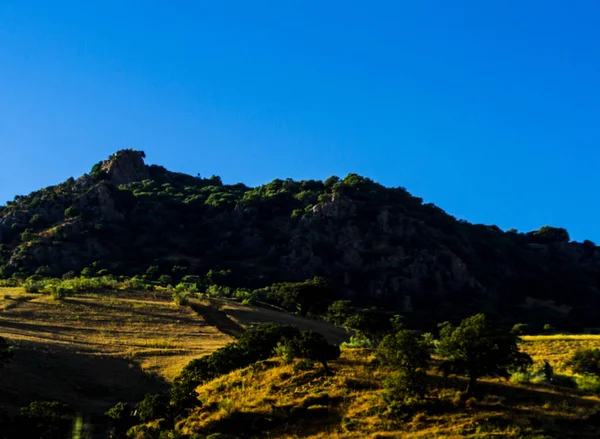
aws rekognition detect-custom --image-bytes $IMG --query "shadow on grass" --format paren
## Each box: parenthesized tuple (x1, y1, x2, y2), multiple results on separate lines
(199, 397, 344, 438)
(0, 339, 168, 414)
(189, 303, 244, 339)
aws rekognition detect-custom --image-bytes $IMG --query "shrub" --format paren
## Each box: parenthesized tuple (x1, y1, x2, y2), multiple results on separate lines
(16, 401, 72, 439)
(172, 291, 190, 306)
(159, 275, 173, 286)
(377, 330, 432, 375)
(383, 369, 428, 403)
(23, 281, 43, 294)
(48, 284, 68, 300)
(63, 206, 79, 218)
(575, 374, 600, 394)
(340, 335, 373, 350)
(105, 402, 136, 435)
(135, 393, 170, 423)
(567, 349, 600, 377)
(281, 330, 340, 372)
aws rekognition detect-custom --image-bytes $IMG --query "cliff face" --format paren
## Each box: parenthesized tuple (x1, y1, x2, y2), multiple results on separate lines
(1, 151, 599, 325)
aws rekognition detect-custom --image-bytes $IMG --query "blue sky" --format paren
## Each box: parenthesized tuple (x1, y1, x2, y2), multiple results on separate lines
(1, 1, 599, 242)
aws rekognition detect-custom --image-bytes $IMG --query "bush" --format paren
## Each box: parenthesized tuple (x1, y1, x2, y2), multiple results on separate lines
(280, 330, 340, 372)
(23, 281, 43, 294)
(159, 275, 173, 286)
(172, 291, 190, 306)
(567, 349, 600, 377)
(383, 369, 428, 403)
(575, 374, 600, 394)
(16, 401, 72, 439)
(48, 284, 68, 300)
(105, 401, 136, 435)
(135, 393, 170, 423)
(340, 335, 373, 350)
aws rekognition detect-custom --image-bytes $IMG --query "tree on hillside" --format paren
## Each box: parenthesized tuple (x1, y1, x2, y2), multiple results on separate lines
(284, 331, 340, 373)
(376, 330, 432, 398)
(437, 313, 532, 395)
(326, 300, 353, 326)
(345, 307, 393, 344)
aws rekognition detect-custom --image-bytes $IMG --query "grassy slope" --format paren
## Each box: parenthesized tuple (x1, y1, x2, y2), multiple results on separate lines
(0, 288, 347, 413)
(178, 347, 600, 439)
(1, 287, 599, 437)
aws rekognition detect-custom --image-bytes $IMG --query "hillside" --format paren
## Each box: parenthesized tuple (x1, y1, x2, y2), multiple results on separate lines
(0, 287, 347, 414)
(152, 347, 600, 439)
(1, 150, 600, 329)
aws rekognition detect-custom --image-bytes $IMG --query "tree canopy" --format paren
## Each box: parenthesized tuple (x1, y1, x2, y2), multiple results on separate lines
(437, 314, 532, 394)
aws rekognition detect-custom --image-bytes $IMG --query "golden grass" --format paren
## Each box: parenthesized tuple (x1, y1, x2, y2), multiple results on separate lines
(521, 335, 600, 372)
(0, 289, 347, 414)
(177, 348, 600, 438)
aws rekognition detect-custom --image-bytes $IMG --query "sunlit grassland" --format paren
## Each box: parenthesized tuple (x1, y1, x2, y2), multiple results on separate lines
(177, 349, 600, 439)
(521, 334, 600, 371)
(0, 287, 347, 414)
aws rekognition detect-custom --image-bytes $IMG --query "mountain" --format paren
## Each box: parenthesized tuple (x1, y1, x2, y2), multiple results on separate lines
(1, 149, 599, 329)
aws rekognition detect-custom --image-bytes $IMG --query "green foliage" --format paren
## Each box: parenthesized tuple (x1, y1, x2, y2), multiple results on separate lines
(437, 314, 532, 394)
(159, 274, 173, 286)
(16, 401, 72, 439)
(345, 307, 393, 344)
(383, 369, 428, 406)
(567, 349, 600, 377)
(340, 335, 373, 349)
(2, 150, 600, 336)
(377, 330, 431, 402)
(63, 206, 79, 218)
(265, 277, 336, 316)
(377, 330, 431, 374)
(48, 284, 68, 300)
(326, 300, 353, 326)
(172, 291, 190, 306)
(135, 393, 170, 423)
(282, 330, 341, 372)
(172, 323, 301, 414)
(28, 214, 47, 229)
(105, 401, 136, 435)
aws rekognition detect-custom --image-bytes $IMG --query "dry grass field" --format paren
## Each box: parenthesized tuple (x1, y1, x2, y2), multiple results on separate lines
(521, 335, 600, 371)
(0, 288, 347, 414)
(1, 286, 599, 438)
(177, 349, 600, 439)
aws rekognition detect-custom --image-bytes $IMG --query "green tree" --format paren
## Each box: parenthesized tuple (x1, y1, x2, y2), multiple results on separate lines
(326, 300, 353, 326)
(437, 313, 532, 395)
(285, 331, 340, 372)
(377, 330, 431, 399)
(377, 330, 431, 376)
(345, 307, 393, 344)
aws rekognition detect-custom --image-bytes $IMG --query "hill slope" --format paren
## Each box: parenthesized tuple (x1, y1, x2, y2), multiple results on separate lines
(170, 349, 600, 439)
(0, 288, 347, 413)
(1, 150, 600, 328)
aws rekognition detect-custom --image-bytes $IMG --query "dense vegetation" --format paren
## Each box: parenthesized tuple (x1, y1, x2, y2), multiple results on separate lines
(1, 149, 600, 331)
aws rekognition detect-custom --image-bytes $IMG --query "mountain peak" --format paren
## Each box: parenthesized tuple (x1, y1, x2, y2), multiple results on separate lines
(99, 149, 149, 186)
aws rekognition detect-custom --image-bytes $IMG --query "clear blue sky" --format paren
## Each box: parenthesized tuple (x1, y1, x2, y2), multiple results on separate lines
(1, 1, 599, 242)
